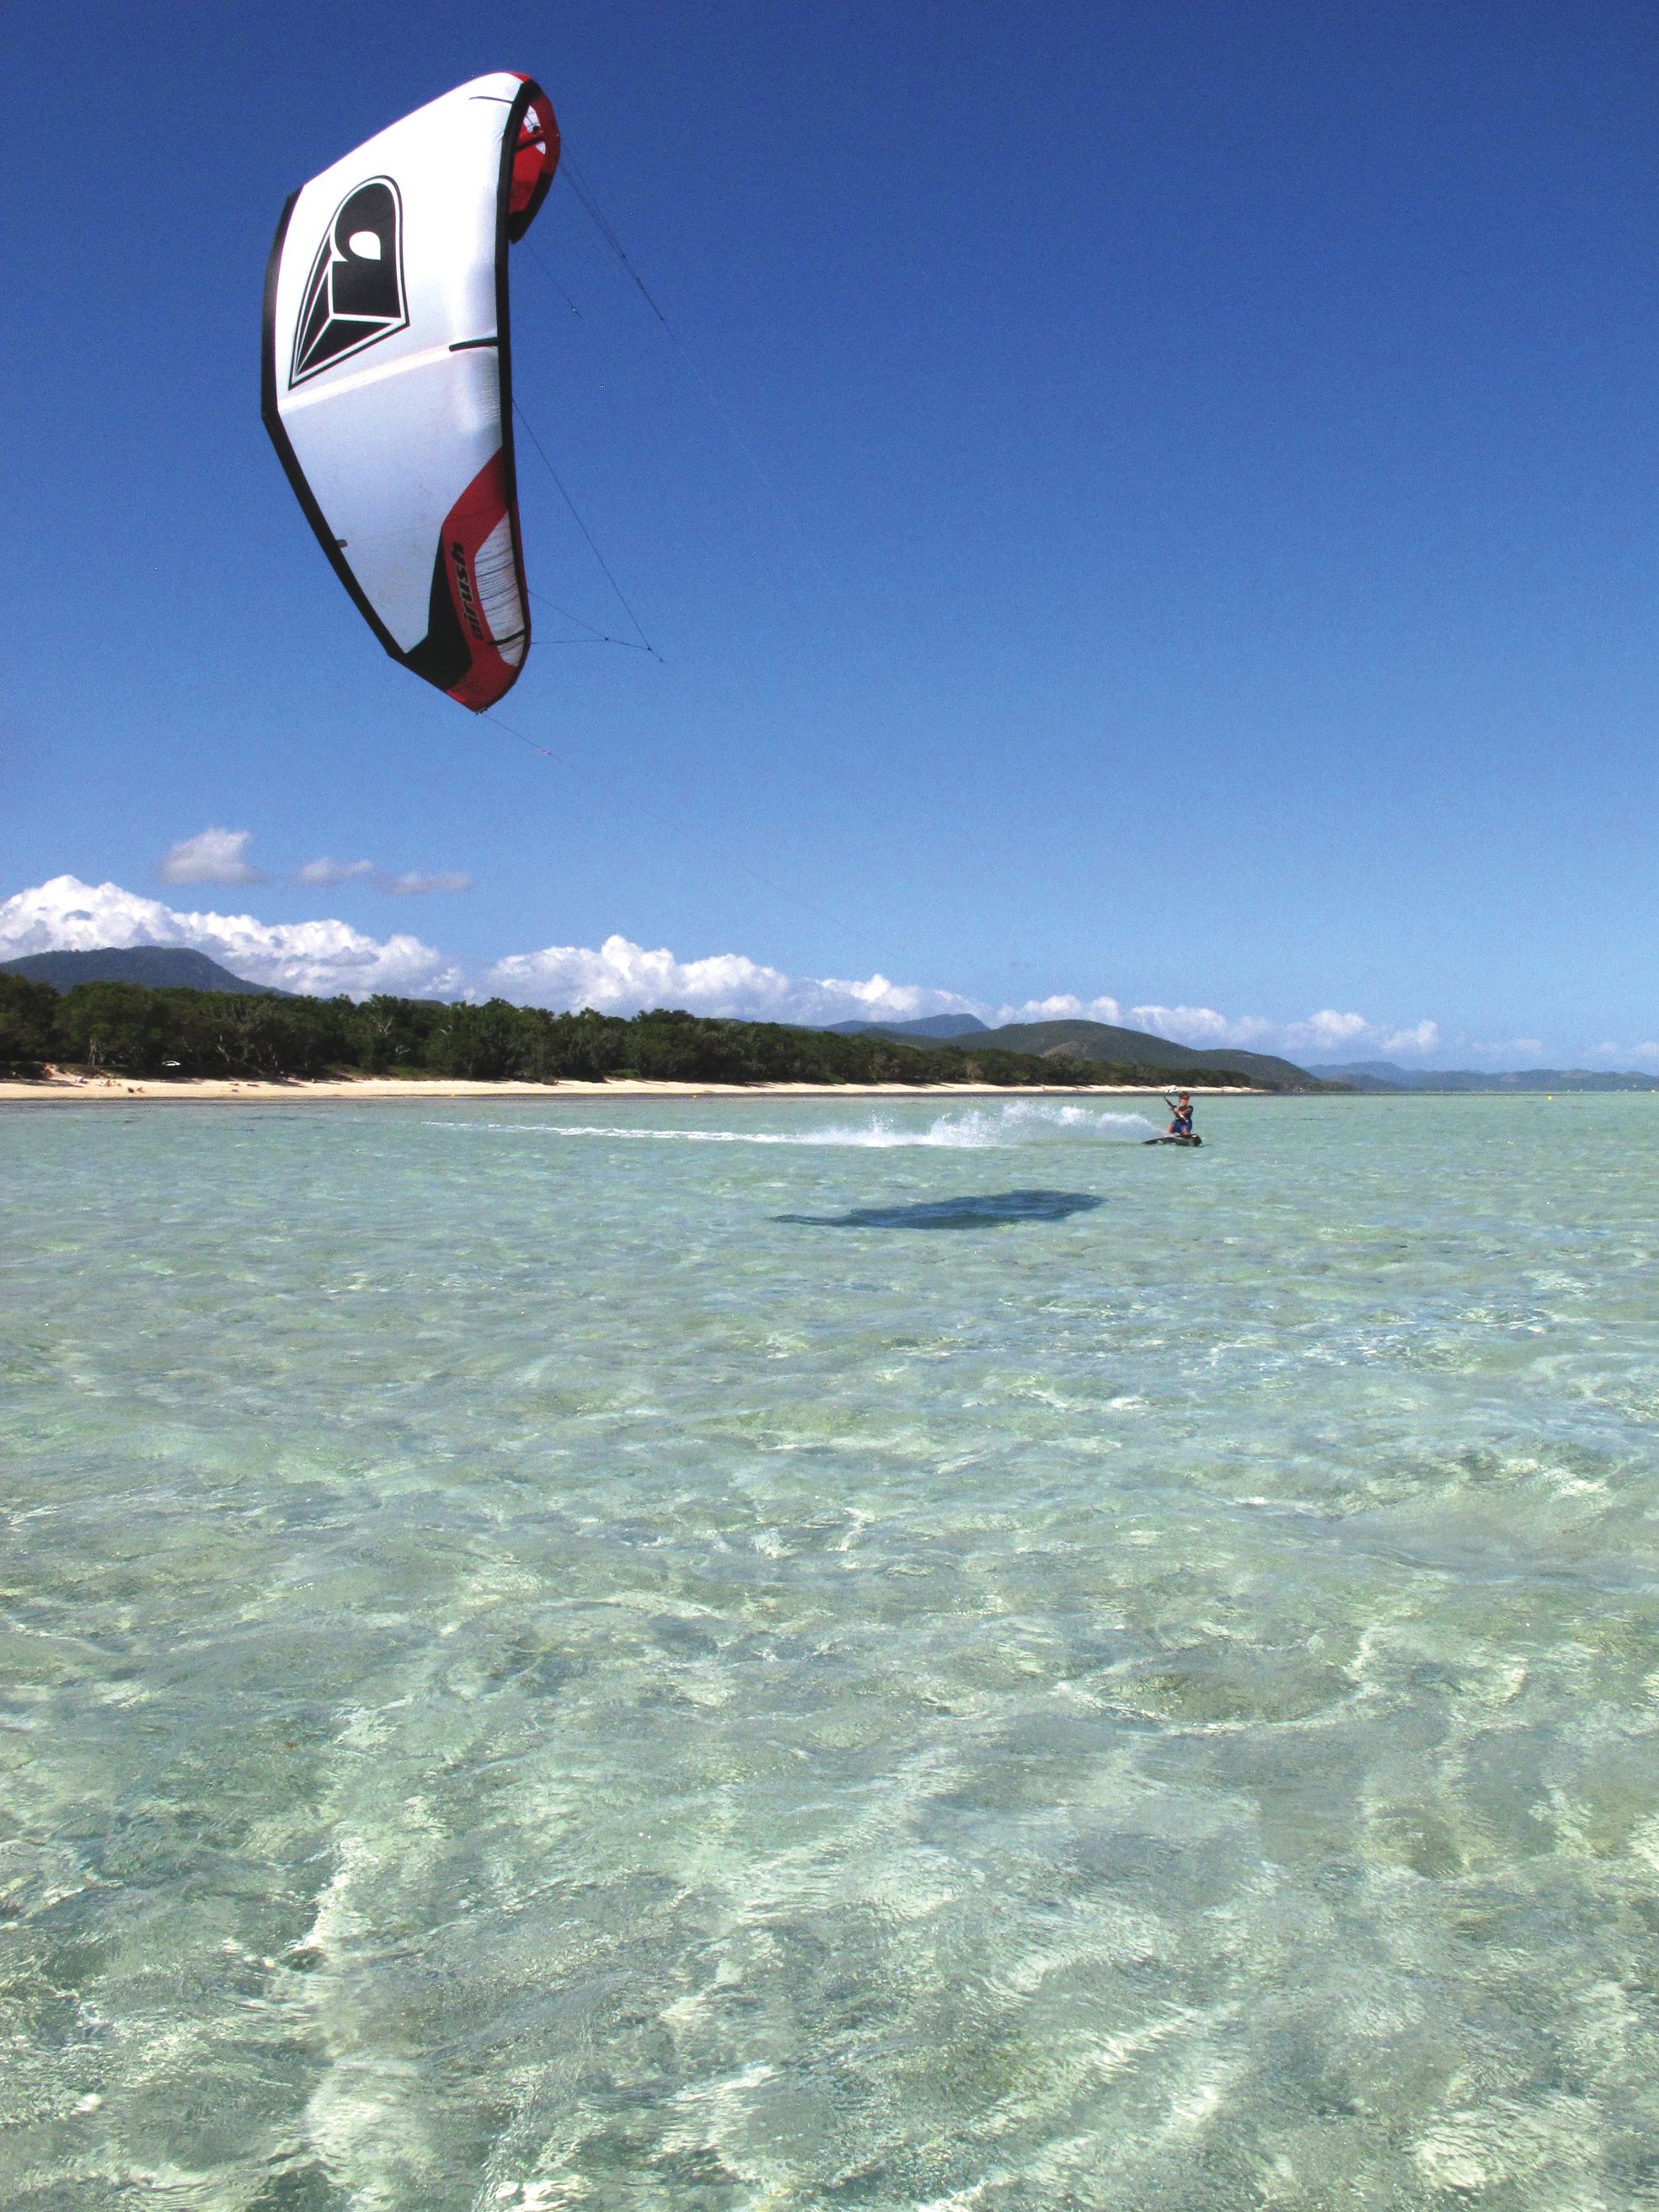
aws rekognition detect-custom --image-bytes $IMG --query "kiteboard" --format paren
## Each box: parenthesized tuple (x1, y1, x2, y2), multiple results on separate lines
(1144, 1134, 1203, 1146)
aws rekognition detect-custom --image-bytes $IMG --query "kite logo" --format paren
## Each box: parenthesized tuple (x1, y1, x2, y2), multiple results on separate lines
(451, 538, 484, 640)
(290, 178, 408, 386)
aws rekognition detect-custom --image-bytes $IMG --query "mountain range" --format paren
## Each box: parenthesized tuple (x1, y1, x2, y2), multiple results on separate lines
(1310, 1059, 1659, 1093)
(0, 947, 287, 996)
(827, 1013, 990, 1041)
(832, 1015, 1332, 1090)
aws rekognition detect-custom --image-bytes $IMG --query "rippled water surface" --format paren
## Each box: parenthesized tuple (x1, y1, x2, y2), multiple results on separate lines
(7, 1092, 1659, 2209)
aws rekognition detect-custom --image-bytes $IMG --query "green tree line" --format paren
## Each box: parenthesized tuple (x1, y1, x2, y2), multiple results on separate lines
(0, 974, 1249, 1090)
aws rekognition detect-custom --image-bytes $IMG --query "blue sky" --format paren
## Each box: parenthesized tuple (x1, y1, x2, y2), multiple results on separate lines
(4, 1, 1659, 1063)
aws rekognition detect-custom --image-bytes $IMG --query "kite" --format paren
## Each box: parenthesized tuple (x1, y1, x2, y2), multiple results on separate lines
(263, 75, 559, 710)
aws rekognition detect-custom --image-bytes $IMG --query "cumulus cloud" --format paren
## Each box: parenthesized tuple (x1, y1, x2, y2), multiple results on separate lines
(297, 858, 472, 895)
(157, 833, 470, 897)
(0, 870, 1466, 1061)
(0, 883, 968, 1021)
(1116, 1004, 1443, 1060)
(1002, 994, 1127, 1026)
(477, 946, 1450, 1059)
(1464, 1036, 1544, 1063)
(1127, 1004, 1276, 1047)
(991, 995, 1442, 1062)
(158, 828, 265, 886)
(0, 876, 462, 999)
(1589, 1039, 1659, 1067)
(1283, 1013, 1442, 1058)
(483, 935, 979, 1026)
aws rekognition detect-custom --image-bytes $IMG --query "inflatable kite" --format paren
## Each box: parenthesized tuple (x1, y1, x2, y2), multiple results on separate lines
(262, 75, 559, 710)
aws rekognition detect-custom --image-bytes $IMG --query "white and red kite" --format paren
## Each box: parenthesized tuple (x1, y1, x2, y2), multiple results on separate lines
(263, 75, 559, 710)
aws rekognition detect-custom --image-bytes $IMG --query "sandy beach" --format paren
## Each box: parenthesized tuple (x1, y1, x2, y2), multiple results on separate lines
(0, 1073, 1263, 1106)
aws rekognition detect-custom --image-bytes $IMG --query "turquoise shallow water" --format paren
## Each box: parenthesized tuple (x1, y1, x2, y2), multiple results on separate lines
(5, 1091, 1659, 2209)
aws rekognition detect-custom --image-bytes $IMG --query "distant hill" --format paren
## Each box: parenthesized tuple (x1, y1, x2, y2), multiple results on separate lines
(1312, 1058, 1659, 1093)
(0, 946, 287, 997)
(829, 1014, 988, 1040)
(830, 1014, 1332, 1090)
(965, 1019, 1335, 1091)
(1309, 1057, 1416, 1084)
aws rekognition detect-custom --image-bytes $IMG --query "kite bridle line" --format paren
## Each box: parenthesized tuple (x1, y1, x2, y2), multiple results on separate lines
(511, 399, 661, 661)
(431, 697, 884, 960)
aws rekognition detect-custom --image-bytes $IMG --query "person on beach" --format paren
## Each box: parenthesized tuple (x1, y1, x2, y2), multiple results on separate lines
(1166, 1091, 1194, 1138)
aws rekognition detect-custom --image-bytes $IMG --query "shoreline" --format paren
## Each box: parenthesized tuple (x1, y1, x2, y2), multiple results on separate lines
(0, 1074, 1265, 1107)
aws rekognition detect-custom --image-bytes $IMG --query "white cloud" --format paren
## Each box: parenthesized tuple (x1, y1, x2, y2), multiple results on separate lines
(297, 858, 472, 896)
(1282, 1010, 1372, 1049)
(387, 871, 471, 896)
(1374, 1020, 1442, 1056)
(0, 883, 968, 1020)
(1102, 1004, 1445, 1061)
(1129, 1003, 1276, 1047)
(1469, 1036, 1544, 1059)
(295, 858, 377, 887)
(477, 950, 1455, 1063)
(1589, 1040, 1659, 1068)
(0, 876, 461, 999)
(158, 828, 265, 886)
(1002, 994, 1126, 1026)
(0, 871, 1480, 1064)
(482, 935, 979, 1025)
(157, 834, 470, 897)
(1282, 1013, 1441, 1058)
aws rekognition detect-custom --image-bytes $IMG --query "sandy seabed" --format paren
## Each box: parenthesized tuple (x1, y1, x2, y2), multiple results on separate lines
(8, 1092, 1652, 2206)
(0, 1074, 1261, 1106)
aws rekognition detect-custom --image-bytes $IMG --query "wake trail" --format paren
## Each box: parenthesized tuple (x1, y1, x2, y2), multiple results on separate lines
(427, 1102, 1164, 1150)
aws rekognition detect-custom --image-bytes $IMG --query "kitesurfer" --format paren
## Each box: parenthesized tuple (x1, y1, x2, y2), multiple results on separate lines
(1165, 1092, 1194, 1139)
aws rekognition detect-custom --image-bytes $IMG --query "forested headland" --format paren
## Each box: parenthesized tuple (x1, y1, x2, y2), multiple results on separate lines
(0, 974, 1265, 1090)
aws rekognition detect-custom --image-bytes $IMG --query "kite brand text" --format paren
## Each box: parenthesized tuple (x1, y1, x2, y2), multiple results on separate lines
(451, 542, 484, 640)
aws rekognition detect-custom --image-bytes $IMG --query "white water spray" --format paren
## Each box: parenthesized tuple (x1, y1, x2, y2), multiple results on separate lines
(429, 1101, 1164, 1149)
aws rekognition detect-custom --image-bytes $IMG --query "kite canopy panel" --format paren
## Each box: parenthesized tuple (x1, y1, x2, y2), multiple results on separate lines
(263, 74, 558, 710)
